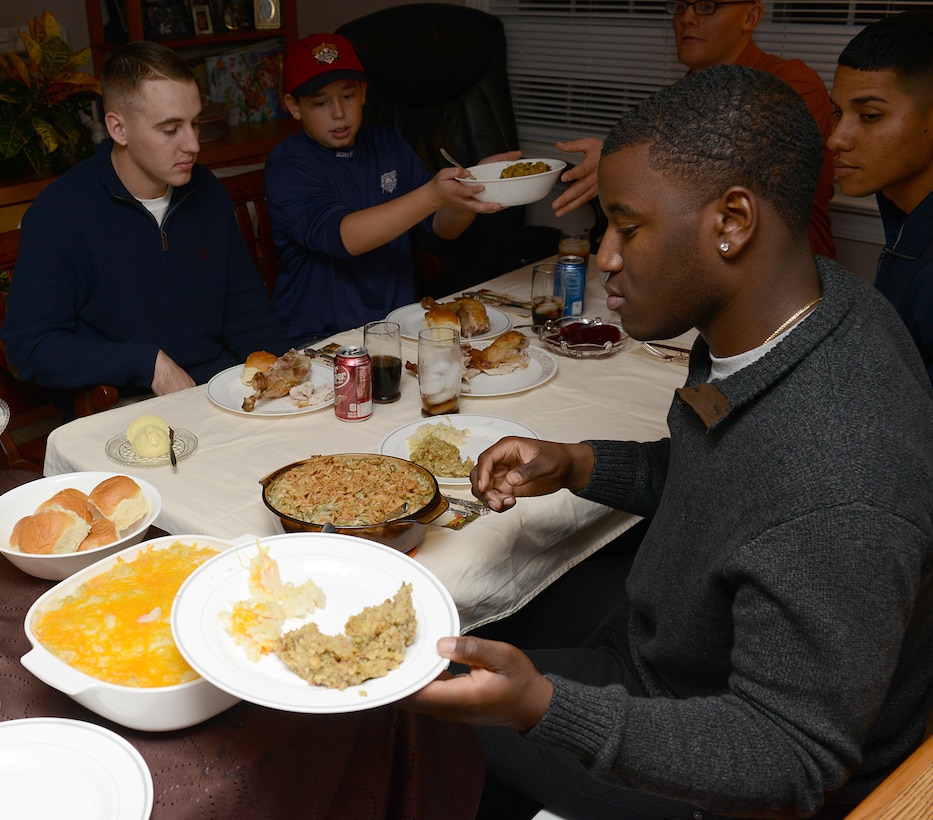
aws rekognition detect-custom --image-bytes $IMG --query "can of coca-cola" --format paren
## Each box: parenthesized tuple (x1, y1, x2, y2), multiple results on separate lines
(333, 346, 373, 422)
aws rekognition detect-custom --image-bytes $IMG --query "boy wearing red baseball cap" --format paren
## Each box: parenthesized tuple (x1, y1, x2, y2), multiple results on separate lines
(265, 33, 514, 344)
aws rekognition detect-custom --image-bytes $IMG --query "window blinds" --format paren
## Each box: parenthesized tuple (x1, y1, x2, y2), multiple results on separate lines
(472, 0, 932, 153)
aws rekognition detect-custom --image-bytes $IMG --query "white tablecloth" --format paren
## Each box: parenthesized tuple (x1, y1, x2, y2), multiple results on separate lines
(44, 261, 691, 630)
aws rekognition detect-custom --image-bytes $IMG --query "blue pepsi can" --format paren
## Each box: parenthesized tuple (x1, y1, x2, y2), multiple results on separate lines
(557, 255, 586, 316)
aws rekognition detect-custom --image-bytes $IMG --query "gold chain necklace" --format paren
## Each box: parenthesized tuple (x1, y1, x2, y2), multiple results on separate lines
(763, 297, 823, 345)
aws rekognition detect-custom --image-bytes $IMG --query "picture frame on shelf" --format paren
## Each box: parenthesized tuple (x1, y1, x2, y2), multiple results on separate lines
(143, 1, 193, 40)
(254, 0, 280, 29)
(192, 5, 213, 36)
(221, 1, 247, 32)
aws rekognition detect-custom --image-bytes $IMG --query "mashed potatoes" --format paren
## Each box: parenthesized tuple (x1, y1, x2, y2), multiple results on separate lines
(126, 414, 171, 458)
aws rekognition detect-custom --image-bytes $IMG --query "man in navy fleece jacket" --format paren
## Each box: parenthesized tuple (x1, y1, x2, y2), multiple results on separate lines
(3, 42, 289, 396)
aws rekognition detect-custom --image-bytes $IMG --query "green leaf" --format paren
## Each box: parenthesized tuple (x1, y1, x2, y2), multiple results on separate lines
(30, 114, 62, 153)
(0, 120, 29, 159)
(42, 37, 72, 78)
(46, 106, 81, 143)
(70, 46, 92, 69)
(23, 138, 46, 176)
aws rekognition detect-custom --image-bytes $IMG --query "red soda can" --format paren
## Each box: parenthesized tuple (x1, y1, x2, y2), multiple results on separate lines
(333, 346, 373, 422)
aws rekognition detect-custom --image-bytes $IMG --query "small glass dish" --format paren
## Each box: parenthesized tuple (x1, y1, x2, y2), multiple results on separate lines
(106, 428, 198, 468)
(538, 316, 629, 359)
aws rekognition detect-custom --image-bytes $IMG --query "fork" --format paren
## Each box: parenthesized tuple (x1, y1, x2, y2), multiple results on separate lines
(641, 342, 689, 362)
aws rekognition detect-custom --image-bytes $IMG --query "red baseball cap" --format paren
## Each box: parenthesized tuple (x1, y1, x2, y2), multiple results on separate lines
(283, 33, 367, 98)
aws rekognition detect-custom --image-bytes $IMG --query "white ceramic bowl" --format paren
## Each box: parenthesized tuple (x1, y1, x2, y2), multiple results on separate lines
(21, 534, 241, 732)
(0, 471, 162, 580)
(456, 158, 567, 207)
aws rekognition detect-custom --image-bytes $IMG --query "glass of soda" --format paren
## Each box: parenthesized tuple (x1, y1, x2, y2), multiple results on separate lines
(531, 263, 565, 329)
(364, 321, 402, 403)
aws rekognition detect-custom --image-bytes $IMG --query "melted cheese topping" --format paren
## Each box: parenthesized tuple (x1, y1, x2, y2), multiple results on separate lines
(32, 542, 218, 687)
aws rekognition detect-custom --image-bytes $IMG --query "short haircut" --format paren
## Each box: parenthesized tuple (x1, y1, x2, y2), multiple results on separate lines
(602, 65, 822, 239)
(102, 41, 196, 114)
(837, 11, 933, 109)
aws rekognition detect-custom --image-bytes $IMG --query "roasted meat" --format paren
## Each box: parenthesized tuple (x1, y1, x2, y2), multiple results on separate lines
(242, 349, 313, 412)
(463, 330, 529, 377)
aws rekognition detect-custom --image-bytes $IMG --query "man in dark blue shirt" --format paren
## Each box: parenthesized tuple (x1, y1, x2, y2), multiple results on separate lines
(829, 11, 933, 382)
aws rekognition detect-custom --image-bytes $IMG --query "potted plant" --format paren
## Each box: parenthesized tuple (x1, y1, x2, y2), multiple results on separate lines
(0, 11, 101, 179)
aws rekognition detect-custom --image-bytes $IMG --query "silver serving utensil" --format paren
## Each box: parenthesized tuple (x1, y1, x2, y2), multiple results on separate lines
(321, 522, 337, 533)
(641, 342, 690, 362)
(168, 427, 177, 471)
(383, 501, 409, 523)
(440, 148, 475, 179)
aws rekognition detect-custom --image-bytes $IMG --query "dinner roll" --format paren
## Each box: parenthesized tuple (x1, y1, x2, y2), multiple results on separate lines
(10, 509, 90, 554)
(37, 488, 93, 523)
(424, 306, 460, 334)
(78, 517, 118, 551)
(88, 476, 148, 533)
(241, 350, 278, 385)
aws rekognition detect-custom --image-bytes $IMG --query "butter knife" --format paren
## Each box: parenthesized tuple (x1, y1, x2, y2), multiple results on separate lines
(168, 427, 177, 471)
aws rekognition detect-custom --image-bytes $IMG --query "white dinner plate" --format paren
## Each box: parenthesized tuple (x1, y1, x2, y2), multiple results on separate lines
(0, 718, 153, 820)
(172, 533, 459, 713)
(206, 363, 334, 416)
(464, 345, 558, 397)
(379, 415, 539, 486)
(387, 302, 512, 342)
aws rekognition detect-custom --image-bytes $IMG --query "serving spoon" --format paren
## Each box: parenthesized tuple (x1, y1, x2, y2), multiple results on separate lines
(440, 148, 475, 179)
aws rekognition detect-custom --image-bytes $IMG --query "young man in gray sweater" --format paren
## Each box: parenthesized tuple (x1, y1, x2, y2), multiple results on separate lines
(407, 66, 933, 819)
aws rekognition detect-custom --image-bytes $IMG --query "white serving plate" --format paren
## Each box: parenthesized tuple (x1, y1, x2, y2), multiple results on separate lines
(387, 302, 512, 342)
(463, 345, 558, 397)
(207, 362, 334, 416)
(379, 414, 539, 486)
(0, 718, 153, 820)
(172, 533, 459, 714)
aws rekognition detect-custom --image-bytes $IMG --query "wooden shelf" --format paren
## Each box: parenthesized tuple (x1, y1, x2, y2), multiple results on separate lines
(0, 119, 300, 222)
(198, 118, 300, 169)
(84, 0, 298, 73)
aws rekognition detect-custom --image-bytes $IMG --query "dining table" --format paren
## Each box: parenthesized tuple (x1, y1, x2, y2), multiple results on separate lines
(1, 256, 694, 818)
(41, 257, 693, 632)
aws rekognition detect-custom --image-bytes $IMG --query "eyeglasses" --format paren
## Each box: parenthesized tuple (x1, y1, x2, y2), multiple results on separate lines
(665, 0, 755, 15)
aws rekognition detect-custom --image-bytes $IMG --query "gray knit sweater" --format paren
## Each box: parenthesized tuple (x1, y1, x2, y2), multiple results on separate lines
(528, 258, 933, 817)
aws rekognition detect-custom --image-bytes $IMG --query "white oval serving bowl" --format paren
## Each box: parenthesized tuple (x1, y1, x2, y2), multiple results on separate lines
(456, 158, 566, 207)
(0, 471, 162, 580)
(21, 534, 241, 731)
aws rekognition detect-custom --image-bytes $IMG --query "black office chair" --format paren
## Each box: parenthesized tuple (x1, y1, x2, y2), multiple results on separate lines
(337, 4, 561, 297)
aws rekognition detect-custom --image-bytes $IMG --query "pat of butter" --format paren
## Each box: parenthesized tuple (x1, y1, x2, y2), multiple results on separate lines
(127, 414, 170, 458)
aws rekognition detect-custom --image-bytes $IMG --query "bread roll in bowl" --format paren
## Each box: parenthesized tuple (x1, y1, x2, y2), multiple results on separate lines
(37, 488, 93, 523)
(78, 518, 118, 551)
(241, 350, 278, 385)
(11, 509, 90, 555)
(88, 476, 148, 533)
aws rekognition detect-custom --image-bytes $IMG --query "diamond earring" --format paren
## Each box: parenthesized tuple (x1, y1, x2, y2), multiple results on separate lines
(719, 241, 730, 253)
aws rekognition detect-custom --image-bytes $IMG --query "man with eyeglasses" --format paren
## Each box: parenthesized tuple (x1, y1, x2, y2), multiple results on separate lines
(553, 1, 837, 260)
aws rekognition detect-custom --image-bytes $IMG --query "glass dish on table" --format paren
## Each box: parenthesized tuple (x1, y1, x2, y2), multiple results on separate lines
(538, 316, 629, 359)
